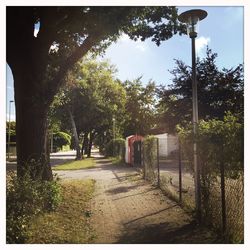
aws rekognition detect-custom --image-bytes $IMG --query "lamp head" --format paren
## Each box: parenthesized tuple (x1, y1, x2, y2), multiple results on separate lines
(178, 9, 207, 38)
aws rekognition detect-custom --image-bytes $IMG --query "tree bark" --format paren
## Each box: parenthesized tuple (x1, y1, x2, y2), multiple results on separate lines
(68, 109, 82, 160)
(87, 131, 94, 158)
(6, 7, 101, 180)
(14, 76, 53, 180)
(81, 132, 89, 156)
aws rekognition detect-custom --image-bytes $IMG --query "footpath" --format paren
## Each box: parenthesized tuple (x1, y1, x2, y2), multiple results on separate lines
(56, 151, 218, 244)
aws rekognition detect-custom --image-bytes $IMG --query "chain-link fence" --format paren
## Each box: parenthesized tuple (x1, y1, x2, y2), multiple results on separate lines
(142, 135, 195, 210)
(142, 136, 159, 185)
(141, 132, 244, 243)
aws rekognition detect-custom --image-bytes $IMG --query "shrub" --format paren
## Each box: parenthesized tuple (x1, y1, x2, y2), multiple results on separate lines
(104, 138, 125, 160)
(177, 112, 244, 242)
(177, 112, 243, 177)
(143, 136, 158, 183)
(6, 171, 62, 243)
(53, 131, 71, 152)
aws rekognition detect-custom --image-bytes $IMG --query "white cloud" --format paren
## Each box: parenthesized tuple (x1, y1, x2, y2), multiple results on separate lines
(119, 33, 130, 43)
(117, 33, 148, 53)
(135, 44, 146, 52)
(196, 36, 211, 54)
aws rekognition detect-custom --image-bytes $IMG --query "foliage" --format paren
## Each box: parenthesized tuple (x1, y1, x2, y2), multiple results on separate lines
(123, 78, 157, 137)
(177, 112, 243, 177)
(6, 171, 62, 243)
(53, 158, 95, 170)
(143, 136, 158, 183)
(6, 121, 16, 143)
(26, 179, 95, 243)
(51, 59, 126, 157)
(104, 138, 125, 160)
(53, 131, 71, 151)
(177, 113, 244, 242)
(7, 6, 185, 180)
(157, 48, 244, 133)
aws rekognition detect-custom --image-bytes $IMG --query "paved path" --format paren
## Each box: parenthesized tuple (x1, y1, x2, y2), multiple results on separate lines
(55, 152, 219, 244)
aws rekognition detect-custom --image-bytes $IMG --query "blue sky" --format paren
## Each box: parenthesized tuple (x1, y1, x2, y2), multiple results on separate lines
(6, 6, 244, 121)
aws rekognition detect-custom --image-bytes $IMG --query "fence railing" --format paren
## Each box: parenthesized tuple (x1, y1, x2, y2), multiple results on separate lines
(141, 135, 244, 243)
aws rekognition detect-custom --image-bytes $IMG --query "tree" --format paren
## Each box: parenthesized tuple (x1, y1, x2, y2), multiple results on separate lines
(7, 6, 185, 180)
(122, 78, 157, 137)
(157, 48, 244, 133)
(51, 59, 126, 158)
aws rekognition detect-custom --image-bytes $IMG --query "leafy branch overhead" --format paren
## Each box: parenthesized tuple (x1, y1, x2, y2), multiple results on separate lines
(7, 6, 186, 179)
(7, 6, 185, 101)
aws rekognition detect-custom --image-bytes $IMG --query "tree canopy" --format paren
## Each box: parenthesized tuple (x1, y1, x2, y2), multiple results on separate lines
(51, 58, 126, 158)
(157, 48, 244, 133)
(122, 78, 157, 137)
(7, 6, 185, 179)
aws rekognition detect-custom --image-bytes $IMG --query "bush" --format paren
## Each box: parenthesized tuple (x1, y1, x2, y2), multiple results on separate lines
(177, 112, 243, 177)
(104, 138, 125, 160)
(6, 172, 62, 243)
(143, 136, 158, 183)
(53, 131, 71, 152)
(177, 112, 244, 242)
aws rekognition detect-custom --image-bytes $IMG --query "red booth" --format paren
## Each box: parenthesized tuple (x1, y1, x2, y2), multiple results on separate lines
(125, 135, 143, 165)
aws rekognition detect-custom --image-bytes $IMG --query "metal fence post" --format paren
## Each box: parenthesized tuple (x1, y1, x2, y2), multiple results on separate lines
(157, 138, 160, 187)
(178, 138, 183, 203)
(220, 146, 227, 237)
(142, 141, 146, 180)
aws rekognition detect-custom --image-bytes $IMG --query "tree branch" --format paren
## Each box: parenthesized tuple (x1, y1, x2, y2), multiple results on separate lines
(46, 35, 100, 103)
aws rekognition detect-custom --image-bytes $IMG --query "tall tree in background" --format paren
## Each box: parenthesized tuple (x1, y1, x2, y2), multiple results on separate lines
(51, 59, 126, 159)
(157, 48, 244, 133)
(7, 6, 185, 180)
(123, 78, 157, 137)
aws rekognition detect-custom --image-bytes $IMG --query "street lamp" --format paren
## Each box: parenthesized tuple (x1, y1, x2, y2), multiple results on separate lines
(112, 116, 116, 140)
(112, 116, 116, 156)
(8, 100, 14, 160)
(178, 9, 207, 222)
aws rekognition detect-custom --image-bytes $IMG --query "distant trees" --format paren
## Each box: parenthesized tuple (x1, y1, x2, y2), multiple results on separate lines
(51, 59, 126, 159)
(157, 48, 244, 133)
(7, 6, 184, 180)
(50, 63, 160, 157)
(122, 78, 157, 137)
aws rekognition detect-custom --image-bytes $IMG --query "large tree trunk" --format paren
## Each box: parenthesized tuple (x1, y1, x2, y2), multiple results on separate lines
(14, 75, 53, 180)
(7, 8, 99, 180)
(68, 109, 82, 160)
(81, 132, 89, 156)
(87, 131, 94, 158)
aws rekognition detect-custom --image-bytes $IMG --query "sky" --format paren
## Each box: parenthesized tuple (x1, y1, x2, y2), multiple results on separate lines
(6, 6, 244, 121)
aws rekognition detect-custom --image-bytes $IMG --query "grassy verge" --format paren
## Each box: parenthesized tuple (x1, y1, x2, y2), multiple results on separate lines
(27, 179, 96, 243)
(53, 158, 95, 170)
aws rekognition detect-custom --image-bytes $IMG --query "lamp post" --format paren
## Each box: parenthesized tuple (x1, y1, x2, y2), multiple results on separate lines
(112, 116, 116, 140)
(178, 9, 207, 222)
(8, 100, 14, 160)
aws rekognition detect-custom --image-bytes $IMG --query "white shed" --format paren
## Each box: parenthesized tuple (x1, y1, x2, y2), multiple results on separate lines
(154, 133, 178, 158)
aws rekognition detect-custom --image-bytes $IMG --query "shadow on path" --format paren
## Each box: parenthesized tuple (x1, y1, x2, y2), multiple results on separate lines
(117, 220, 221, 244)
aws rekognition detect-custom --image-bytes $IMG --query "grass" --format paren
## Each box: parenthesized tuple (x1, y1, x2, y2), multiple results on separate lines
(53, 158, 95, 170)
(26, 179, 96, 243)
